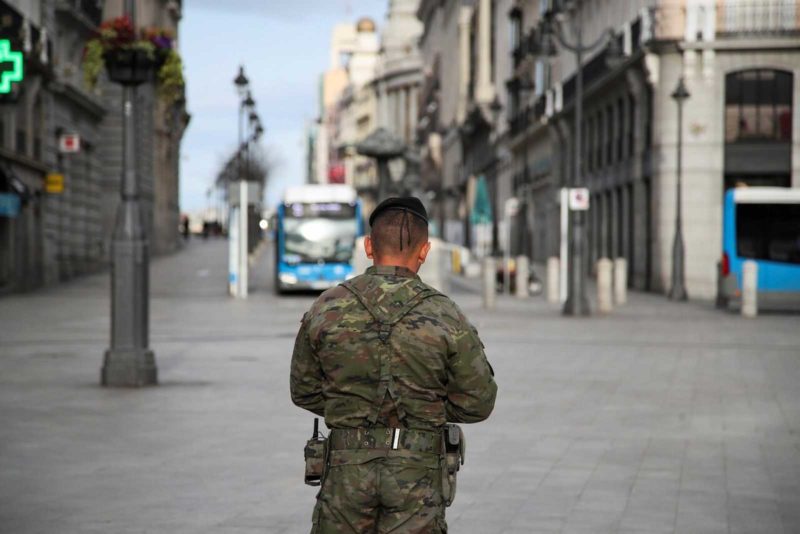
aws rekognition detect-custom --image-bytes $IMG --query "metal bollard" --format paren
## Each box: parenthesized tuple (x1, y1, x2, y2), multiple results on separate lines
(515, 255, 529, 298)
(742, 260, 758, 318)
(597, 258, 613, 313)
(547, 256, 560, 304)
(482, 257, 496, 310)
(614, 257, 627, 305)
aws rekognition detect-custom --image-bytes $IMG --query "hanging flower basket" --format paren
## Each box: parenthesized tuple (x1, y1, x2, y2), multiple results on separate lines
(83, 16, 185, 102)
(103, 48, 161, 86)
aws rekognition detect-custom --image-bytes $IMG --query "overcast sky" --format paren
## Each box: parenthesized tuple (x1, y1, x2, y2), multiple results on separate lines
(179, 1, 388, 213)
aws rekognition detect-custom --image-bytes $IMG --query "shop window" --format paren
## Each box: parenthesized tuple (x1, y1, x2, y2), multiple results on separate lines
(725, 69, 793, 143)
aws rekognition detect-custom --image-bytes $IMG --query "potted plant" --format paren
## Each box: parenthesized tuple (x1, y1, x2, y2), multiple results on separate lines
(83, 15, 184, 103)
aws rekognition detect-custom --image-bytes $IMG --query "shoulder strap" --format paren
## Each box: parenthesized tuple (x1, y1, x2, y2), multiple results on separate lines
(341, 280, 441, 343)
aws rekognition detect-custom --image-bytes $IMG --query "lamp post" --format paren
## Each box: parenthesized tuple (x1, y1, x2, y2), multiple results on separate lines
(102, 0, 157, 386)
(668, 76, 690, 301)
(230, 66, 252, 298)
(531, 2, 622, 316)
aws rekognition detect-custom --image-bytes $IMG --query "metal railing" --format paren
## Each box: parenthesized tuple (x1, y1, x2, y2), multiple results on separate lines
(717, 1, 799, 37)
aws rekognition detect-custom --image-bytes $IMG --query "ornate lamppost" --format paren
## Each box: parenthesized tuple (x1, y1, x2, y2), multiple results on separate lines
(102, 0, 158, 386)
(230, 67, 254, 298)
(668, 76, 690, 301)
(529, 1, 622, 316)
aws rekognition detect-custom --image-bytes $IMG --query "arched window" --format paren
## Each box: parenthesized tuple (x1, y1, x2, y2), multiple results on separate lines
(725, 69, 793, 143)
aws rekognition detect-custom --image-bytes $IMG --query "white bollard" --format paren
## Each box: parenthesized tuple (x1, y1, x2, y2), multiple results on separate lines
(547, 256, 560, 304)
(597, 258, 614, 313)
(482, 257, 496, 310)
(614, 257, 628, 305)
(515, 255, 529, 299)
(742, 260, 758, 318)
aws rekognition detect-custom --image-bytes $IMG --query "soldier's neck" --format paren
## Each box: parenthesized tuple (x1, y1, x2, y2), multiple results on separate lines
(372, 257, 421, 274)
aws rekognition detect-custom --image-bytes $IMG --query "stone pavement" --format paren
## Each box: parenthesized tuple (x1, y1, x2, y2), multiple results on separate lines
(1, 239, 799, 534)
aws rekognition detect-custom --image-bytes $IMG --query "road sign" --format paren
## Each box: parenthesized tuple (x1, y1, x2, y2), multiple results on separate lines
(59, 134, 81, 153)
(45, 173, 64, 194)
(568, 188, 590, 211)
(0, 39, 24, 94)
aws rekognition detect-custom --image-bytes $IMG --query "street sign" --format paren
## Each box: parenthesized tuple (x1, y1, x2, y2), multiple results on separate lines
(59, 134, 81, 153)
(0, 39, 24, 94)
(568, 188, 590, 211)
(0, 193, 20, 218)
(45, 173, 64, 194)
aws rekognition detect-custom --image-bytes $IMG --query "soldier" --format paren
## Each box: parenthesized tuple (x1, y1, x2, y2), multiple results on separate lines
(291, 197, 497, 533)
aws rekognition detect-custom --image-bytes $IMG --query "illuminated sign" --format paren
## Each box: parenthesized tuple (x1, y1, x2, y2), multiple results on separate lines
(0, 39, 24, 94)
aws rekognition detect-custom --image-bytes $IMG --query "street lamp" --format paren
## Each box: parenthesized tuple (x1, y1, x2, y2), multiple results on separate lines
(529, 2, 623, 317)
(102, 0, 157, 386)
(668, 76, 690, 301)
(231, 68, 253, 299)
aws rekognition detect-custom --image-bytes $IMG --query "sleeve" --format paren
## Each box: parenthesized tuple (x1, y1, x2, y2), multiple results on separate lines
(289, 314, 326, 416)
(445, 314, 498, 423)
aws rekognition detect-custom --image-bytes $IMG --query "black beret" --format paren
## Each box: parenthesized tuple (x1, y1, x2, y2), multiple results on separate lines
(368, 197, 428, 227)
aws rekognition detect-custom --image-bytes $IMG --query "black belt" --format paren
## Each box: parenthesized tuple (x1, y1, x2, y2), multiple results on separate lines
(328, 427, 442, 455)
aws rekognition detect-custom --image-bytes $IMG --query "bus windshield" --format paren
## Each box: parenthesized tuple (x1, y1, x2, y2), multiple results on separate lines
(736, 203, 800, 265)
(283, 217, 357, 264)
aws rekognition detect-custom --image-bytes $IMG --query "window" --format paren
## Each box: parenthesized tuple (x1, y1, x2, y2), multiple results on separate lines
(627, 93, 636, 156)
(596, 112, 604, 168)
(736, 203, 800, 265)
(725, 69, 793, 143)
(616, 98, 624, 161)
(606, 105, 614, 164)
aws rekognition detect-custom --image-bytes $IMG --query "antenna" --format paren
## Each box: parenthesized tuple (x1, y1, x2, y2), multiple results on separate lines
(343, 0, 352, 17)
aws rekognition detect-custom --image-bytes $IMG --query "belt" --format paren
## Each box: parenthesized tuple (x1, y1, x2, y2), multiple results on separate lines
(328, 427, 442, 455)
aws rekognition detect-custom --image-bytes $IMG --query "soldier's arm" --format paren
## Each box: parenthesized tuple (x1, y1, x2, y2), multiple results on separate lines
(445, 316, 497, 423)
(289, 315, 325, 416)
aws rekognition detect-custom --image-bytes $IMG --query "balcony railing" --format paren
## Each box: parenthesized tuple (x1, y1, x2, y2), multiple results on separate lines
(717, 1, 799, 37)
(56, 0, 103, 28)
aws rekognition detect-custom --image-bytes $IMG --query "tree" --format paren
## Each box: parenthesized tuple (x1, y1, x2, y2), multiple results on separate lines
(214, 144, 279, 200)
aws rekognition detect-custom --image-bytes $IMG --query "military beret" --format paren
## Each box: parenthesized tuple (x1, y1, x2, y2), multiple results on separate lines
(368, 197, 429, 227)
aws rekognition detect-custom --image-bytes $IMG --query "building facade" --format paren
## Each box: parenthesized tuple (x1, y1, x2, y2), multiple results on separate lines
(0, 0, 187, 294)
(414, 0, 799, 299)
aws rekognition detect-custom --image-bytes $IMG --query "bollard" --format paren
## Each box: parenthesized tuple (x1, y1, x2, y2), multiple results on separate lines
(742, 260, 758, 318)
(614, 257, 628, 305)
(597, 258, 613, 313)
(482, 257, 496, 310)
(547, 256, 560, 304)
(515, 255, 529, 299)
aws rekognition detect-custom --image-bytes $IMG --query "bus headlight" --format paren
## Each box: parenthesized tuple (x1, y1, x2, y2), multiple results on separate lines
(279, 273, 298, 285)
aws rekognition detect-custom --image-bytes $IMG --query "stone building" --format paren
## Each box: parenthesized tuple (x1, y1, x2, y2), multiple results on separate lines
(0, 0, 187, 294)
(505, 0, 799, 299)
(310, 2, 427, 218)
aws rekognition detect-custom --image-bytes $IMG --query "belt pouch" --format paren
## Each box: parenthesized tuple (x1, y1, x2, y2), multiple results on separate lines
(304, 436, 327, 486)
(441, 424, 465, 506)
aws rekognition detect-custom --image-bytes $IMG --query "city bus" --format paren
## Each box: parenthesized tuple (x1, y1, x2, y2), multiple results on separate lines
(718, 187, 800, 308)
(274, 184, 364, 293)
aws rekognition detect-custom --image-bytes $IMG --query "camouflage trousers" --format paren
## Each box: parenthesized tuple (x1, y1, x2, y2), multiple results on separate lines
(311, 449, 447, 534)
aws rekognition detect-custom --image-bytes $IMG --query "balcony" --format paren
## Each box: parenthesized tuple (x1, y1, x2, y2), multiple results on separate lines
(56, 0, 103, 30)
(717, 1, 799, 37)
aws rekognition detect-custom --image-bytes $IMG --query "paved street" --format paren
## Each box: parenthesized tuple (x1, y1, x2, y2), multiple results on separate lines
(1, 239, 799, 534)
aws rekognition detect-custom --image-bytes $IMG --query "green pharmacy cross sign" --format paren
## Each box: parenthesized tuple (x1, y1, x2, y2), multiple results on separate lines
(0, 39, 24, 94)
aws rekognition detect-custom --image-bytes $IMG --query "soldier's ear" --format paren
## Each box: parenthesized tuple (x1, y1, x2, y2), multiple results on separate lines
(364, 235, 374, 259)
(418, 241, 432, 264)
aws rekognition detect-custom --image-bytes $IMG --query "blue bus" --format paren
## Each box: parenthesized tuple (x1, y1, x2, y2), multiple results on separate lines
(274, 185, 364, 293)
(719, 187, 800, 308)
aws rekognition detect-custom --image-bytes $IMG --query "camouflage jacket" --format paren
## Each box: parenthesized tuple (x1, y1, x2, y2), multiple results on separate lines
(290, 265, 497, 430)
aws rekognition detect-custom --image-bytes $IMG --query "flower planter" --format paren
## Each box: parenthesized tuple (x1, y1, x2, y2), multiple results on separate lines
(104, 49, 160, 86)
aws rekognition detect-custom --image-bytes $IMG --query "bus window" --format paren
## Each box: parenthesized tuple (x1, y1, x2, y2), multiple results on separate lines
(736, 203, 800, 265)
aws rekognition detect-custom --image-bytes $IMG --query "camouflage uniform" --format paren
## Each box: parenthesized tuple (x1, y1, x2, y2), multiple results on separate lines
(291, 265, 497, 533)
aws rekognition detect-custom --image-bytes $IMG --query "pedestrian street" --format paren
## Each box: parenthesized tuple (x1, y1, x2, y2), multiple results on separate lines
(1, 239, 799, 533)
